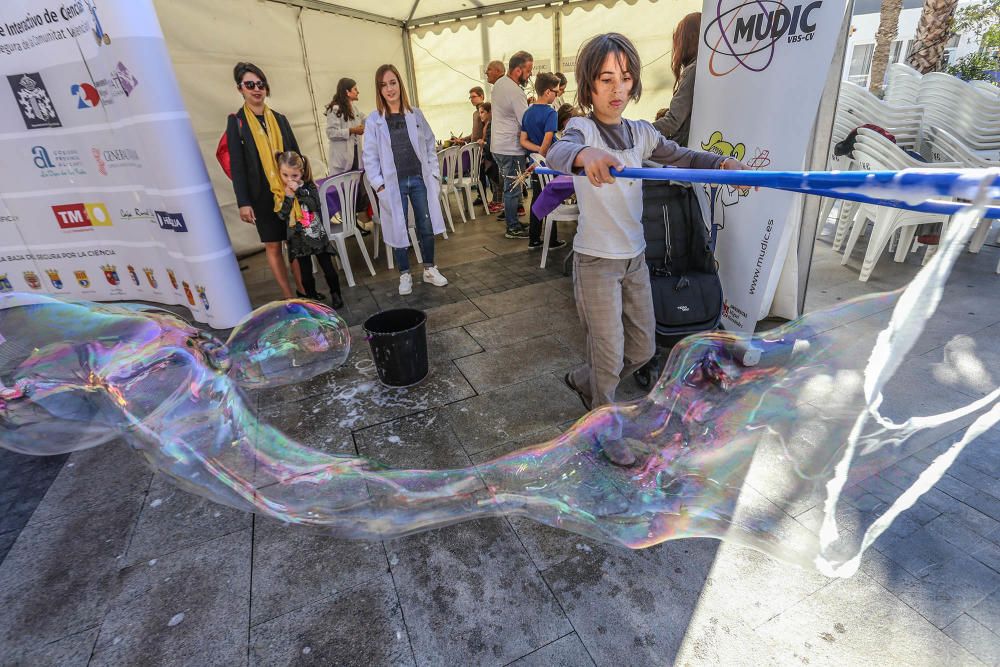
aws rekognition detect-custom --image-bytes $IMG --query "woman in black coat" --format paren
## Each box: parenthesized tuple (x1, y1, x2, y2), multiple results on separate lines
(226, 62, 302, 299)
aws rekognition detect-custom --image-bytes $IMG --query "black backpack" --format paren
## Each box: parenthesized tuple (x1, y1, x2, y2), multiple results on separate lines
(641, 180, 723, 336)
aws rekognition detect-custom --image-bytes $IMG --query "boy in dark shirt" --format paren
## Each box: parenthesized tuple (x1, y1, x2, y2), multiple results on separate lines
(520, 72, 565, 250)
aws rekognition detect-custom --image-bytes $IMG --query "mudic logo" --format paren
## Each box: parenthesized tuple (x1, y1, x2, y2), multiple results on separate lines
(704, 0, 824, 76)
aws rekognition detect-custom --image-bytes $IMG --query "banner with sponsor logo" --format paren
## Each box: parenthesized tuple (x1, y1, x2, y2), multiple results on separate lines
(688, 0, 848, 332)
(0, 0, 250, 327)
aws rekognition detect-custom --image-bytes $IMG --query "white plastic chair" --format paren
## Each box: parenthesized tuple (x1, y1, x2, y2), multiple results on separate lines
(531, 153, 578, 269)
(841, 132, 957, 280)
(926, 125, 1000, 253)
(363, 173, 423, 271)
(454, 142, 488, 219)
(442, 146, 467, 224)
(435, 150, 458, 232)
(318, 171, 376, 287)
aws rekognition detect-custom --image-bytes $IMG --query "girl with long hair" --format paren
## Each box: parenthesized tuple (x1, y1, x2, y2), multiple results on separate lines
(652, 12, 702, 146)
(362, 65, 449, 296)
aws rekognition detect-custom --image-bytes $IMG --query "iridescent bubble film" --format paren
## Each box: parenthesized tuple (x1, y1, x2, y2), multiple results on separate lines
(1, 175, 997, 578)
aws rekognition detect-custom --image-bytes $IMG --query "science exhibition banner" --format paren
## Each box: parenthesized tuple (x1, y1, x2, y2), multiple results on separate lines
(689, 0, 848, 332)
(0, 0, 250, 327)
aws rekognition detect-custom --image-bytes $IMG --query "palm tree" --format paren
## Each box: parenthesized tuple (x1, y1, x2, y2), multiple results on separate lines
(908, 0, 960, 73)
(870, 0, 904, 95)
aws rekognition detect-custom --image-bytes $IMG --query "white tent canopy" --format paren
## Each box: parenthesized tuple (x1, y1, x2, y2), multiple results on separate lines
(154, 0, 696, 256)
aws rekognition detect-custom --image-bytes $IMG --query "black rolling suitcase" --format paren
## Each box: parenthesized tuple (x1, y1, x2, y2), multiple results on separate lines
(633, 180, 723, 389)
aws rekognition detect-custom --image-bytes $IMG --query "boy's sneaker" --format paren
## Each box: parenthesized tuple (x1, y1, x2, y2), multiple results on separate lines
(505, 227, 529, 239)
(330, 291, 344, 310)
(550, 239, 567, 250)
(398, 272, 413, 295)
(422, 266, 449, 287)
(517, 205, 526, 216)
(528, 239, 566, 250)
(488, 202, 503, 213)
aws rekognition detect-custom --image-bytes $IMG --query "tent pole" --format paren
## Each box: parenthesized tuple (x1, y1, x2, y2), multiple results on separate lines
(796, 0, 855, 315)
(481, 17, 491, 86)
(402, 27, 420, 106)
(296, 8, 328, 174)
(552, 10, 562, 75)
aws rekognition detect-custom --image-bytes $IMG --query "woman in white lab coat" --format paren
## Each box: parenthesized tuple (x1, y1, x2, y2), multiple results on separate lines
(325, 77, 367, 174)
(363, 64, 448, 296)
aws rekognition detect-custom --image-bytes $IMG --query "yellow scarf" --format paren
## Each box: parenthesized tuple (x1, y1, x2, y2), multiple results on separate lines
(243, 104, 302, 225)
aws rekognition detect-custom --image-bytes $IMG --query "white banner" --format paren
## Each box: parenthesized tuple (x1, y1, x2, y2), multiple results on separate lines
(689, 0, 848, 332)
(0, 0, 250, 328)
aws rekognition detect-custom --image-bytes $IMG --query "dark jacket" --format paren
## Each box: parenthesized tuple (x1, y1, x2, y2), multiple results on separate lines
(226, 107, 299, 207)
(653, 61, 696, 147)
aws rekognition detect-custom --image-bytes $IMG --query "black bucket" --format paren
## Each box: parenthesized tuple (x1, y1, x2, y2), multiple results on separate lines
(363, 308, 429, 387)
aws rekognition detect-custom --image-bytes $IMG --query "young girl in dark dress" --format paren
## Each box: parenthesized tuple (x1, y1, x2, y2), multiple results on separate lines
(275, 151, 344, 310)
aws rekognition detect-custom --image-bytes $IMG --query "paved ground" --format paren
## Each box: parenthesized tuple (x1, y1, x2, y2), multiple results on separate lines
(1, 207, 998, 666)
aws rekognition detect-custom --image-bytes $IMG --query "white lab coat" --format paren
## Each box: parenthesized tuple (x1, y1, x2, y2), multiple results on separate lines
(326, 104, 367, 175)
(362, 108, 446, 248)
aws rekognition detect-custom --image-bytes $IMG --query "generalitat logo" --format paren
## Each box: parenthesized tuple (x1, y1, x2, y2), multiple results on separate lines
(8, 72, 62, 129)
(704, 0, 824, 76)
(52, 202, 112, 231)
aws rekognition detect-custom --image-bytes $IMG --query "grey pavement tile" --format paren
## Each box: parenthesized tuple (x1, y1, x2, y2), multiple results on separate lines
(123, 473, 251, 567)
(680, 541, 831, 630)
(755, 570, 980, 666)
(509, 632, 595, 666)
(16, 627, 100, 667)
(547, 276, 574, 297)
(917, 486, 1000, 540)
(0, 531, 17, 567)
(0, 449, 66, 538)
(354, 410, 471, 470)
(464, 303, 579, 350)
(444, 374, 583, 455)
(90, 529, 252, 667)
(258, 399, 356, 455)
(552, 325, 585, 357)
(542, 540, 715, 667)
(468, 428, 596, 572)
(470, 282, 572, 318)
(249, 574, 413, 666)
(0, 498, 142, 658)
(251, 519, 387, 627)
(264, 359, 476, 435)
(972, 540, 1000, 574)
(28, 442, 151, 525)
(865, 544, 1000, 629)
(969, 588, 1000, 636)
(428, 326, 482, 362)
(924, 514, 998, 559)
(454, 336, 582, 394)
(876, 523, 969, 578)
(386, 518, 570, 666)
(943, 614, 1000, 667)
(946, 461, 1000, 500)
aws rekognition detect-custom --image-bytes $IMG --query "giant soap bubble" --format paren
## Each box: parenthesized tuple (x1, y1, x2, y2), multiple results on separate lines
(1, 175, 997, 578)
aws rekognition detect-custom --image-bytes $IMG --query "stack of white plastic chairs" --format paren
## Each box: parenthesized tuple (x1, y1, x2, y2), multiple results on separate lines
(827, 66, 1000, 279)
(823, 81, 922, 247)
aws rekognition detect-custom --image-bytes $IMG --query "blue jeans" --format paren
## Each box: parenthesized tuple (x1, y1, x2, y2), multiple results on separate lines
(392, 174, 436, 273)
(495, 153, 526, 231)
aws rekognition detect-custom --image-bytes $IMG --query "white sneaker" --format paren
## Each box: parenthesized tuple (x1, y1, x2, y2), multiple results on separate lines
(398, 272, 413, 295)
(422, 266, 448, 287)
